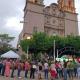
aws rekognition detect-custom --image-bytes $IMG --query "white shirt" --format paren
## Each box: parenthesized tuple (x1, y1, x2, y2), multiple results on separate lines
(33, 64, 37, 69)
(44, 63, 48, 69)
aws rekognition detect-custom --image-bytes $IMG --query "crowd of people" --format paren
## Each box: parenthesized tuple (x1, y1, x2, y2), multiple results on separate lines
(0, 58, 80, 80)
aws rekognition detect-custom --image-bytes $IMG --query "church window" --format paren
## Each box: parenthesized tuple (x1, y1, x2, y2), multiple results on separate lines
(33, 26, 37, 32)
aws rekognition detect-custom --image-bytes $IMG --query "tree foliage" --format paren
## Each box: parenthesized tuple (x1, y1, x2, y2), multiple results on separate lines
(0, 34, 15, 54)
(20, 32, 80, 57)
(0, 34, 14, 43)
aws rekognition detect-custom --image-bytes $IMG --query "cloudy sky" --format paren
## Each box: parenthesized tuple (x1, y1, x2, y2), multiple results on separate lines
(0, 0, 80, 47)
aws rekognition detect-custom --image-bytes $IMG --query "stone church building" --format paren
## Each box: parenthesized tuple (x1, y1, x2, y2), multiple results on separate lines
(19, 0, 78, 40)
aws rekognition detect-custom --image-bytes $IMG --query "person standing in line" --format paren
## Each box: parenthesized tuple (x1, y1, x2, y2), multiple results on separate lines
(55, 61, 59, 78)
(30, 62, 37, 79)
(58, 61, 63, 78)
(0, 60, 3, 75)
(55, 61, 60, 78)
(67, 61, 74, 80)
(5, 59, 11, 77)
(2, 59, 6, 76)
(63, 60, 68, 80)
(55, 61, 63, 79)
(50, 61, 57, 80)
(38, 61, 43, 80)
(24, 60, 30, 78)
(30, 63, 33, 79)
(11, 60, 15, 78)
(77, 67, 80, 80)
(17, 60, 22, 78)
(73, 59, 78, 77)
(77, 61, 80, 80)
(44, 61, 49, 80)
(67, 61, 71, 78)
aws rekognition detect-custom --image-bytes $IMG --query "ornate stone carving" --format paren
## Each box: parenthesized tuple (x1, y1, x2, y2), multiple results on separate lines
(52, 8, 56, 16)
(58, 18, 64, 27)
(44, 7, 50, 15)
(51, 4, 58, 16)
(53, 18, 56, 24)
(58, 11, 65, 18)
(45, 15, 51, 24)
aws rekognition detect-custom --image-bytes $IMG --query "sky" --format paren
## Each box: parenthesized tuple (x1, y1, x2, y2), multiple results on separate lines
(0, 0, 80, 47)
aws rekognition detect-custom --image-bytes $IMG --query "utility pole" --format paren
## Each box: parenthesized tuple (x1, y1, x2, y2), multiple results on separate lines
(57, 49, 58, 58)
(53, 40, 55, 62)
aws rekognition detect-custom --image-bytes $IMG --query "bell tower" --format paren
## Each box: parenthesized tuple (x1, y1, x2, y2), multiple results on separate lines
(58, 0, 75, 13)
(23, 0, 44, 39)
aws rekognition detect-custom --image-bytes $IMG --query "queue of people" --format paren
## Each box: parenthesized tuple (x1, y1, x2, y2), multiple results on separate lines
(0, 58, 80, 80)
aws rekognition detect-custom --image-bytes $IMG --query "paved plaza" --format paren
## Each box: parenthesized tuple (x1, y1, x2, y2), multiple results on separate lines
(0, 76, 79, 80)
(0, 70, 79, 80)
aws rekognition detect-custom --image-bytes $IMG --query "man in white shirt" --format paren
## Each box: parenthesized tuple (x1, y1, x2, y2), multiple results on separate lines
(44, 61, 49, 80)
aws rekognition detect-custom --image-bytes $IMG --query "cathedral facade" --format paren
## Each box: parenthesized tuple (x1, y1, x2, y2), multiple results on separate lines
(19, 0, 78, 40)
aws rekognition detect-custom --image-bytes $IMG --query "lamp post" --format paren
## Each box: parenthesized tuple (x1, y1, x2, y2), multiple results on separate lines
(27, 36, 31, 59)
(53, 40, 56, 62)
(53, 33, 56, 62)
(57, 49, 58, 58)
(20, 21, 30, 59)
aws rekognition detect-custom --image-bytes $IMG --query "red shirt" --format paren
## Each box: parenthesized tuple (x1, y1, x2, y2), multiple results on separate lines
(25, 61, 29, 70)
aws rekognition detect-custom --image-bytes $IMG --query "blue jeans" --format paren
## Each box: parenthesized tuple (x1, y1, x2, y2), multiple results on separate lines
(25, 70, 28, 78)
(63, 68, 67, 80)
(44, 69, 48, 80)
(0, 64, 3, 74)
(17, 69, 21, 77)
(74, 68, 77, 77)
(67, 69, 74, 78)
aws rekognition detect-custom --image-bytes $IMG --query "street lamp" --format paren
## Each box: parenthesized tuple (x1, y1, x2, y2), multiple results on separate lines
(57, 49, 59, 58)
(27, 36, 31, 59)
(53, 33, 56, 62)
(53, 40, 56, 61)
(53, 40, 59, 61)
(20, 21, 30, 59)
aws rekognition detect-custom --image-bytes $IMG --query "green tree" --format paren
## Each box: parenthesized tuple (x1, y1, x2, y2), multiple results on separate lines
(0, 34, 14, 54)
(20, 32, 80, 58)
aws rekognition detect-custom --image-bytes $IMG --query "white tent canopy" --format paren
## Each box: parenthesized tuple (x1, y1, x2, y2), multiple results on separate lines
(1, 50, 20, 59)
